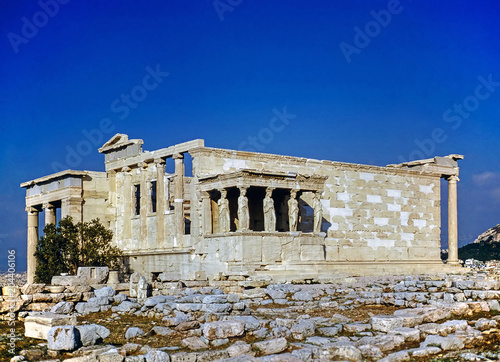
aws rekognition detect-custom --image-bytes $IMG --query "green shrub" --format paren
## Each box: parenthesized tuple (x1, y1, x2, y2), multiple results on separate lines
(34, 216, 122, 283)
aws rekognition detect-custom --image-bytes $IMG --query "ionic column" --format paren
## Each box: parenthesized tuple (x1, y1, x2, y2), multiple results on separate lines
(139, 162, 149, 248)
(26, 206, 39, 284)
(447, 175, 460, 266)
(173, 153, 185, 238)
(43, 203, 56, 226)
(155, 159, 166, 245)
(202, 192, 212, 235)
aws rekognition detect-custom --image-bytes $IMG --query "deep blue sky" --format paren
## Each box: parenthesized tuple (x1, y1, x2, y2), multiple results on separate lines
(1, 1, 499, 271)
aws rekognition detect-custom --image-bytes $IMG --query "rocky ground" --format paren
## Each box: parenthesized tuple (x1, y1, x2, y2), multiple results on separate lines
(5, 272, 500, 361)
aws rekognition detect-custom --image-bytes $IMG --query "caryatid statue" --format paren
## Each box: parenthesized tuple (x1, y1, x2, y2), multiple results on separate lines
(218, 189, 230, 233)
(263, 187, 276, 232)
(238, 187, 249, 231)
(313, 192, 323, 233)
(288, 189, 299, 232)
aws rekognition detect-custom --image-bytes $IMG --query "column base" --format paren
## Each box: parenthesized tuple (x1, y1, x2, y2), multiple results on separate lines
(446, 261, 462, 266)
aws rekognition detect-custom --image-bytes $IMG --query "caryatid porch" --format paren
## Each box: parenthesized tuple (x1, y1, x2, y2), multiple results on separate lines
(197, 170, 328, 235)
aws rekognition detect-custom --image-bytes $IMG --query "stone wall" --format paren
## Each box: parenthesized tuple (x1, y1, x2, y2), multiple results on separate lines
(190, 148, 443, 268)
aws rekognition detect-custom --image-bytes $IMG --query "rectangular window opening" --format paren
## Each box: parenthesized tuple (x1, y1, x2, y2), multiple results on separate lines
(151, 180, 157, 213)
(134, 184, 141, 216)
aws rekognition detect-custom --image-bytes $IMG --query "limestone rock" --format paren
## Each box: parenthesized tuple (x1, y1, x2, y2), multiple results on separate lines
(112, 301, 141, 313)
(21, 283, 45, 295)
(47, 325, 77, 351)
(388, 327, 420, 342)
(149, 326, 175, 336)
(253, 337, 288, 356)
(125, 327, 145, 339)
(75, 302, 101, 315)
(76, 324, 110, 346)
(357, 344, 383, 359)
(114, 293, 128, 304)
(290, 320, 316, 340)
(410, 346, 442, 357)
(319, 342, 362, 361)
(378, 350, 410, 362)
(50, 301, 74, 314)
(145, 349, 171, 361)
(203, 320, 245, 340)
(370, 315, 404, 332)
(181, 336, 208, 350)
(356, 335, 405, 352)
(475, 318, 498, 331)
(94, 286, 115, 298)
(227, 342, 253, 357)
(421, 334, 465, 351)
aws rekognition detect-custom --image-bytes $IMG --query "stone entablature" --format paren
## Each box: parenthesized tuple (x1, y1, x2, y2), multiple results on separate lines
(22, 134, 464, 283)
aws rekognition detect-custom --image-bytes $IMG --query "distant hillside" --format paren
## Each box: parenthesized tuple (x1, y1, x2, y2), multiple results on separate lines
(472, 224, 500, 244)
(459, 224, 500, 261)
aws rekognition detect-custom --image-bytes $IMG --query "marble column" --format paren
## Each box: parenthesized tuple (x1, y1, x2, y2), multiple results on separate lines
(173, 153, 185, 238)
(26, 206, 39, 284)
(155, 159, 166, 245)
(139, 162, 148, 247)
(201, 192, 212, 235)
(43, 203, 56, 226)
(447, 175, 460, 266)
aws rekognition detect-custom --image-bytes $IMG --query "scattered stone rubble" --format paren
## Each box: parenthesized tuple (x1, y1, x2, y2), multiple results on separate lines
(8, 272, 500, 361)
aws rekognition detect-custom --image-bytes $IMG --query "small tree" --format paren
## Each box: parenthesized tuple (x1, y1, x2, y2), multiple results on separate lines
(34, 216, 122, 283)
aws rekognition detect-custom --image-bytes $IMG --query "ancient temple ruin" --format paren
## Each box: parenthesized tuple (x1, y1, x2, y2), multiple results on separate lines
(21, 134, 463, 283)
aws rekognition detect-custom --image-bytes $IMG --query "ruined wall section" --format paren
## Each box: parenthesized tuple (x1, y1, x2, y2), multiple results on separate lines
(191, 148, 442, 264)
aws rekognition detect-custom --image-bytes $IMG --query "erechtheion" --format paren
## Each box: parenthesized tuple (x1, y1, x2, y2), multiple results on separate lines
(21, 134, 463, 283)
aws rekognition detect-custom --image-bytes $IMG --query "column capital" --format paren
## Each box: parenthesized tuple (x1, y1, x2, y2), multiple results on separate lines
(173, 153, 184, 160)
(138, 162, 149, 170)
(43, 202, 56, 210)
(26, 206, 40, 213)
(446, 175, 460, 182)
(122, 166, 132, 173)
(155, 158, 166, 165)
